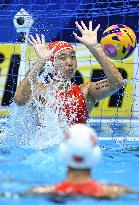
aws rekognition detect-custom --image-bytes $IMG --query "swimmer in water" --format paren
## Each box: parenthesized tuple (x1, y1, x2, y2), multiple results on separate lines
(14, 21, 125, 125)
(1, 124, 138, 199)
(26, 124, 138, 199)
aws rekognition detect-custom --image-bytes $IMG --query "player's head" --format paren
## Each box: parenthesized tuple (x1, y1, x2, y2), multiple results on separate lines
(47, 41, 77, 80)
(60, 124, 102, 169)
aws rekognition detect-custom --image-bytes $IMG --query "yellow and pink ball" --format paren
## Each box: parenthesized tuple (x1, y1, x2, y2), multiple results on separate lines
(100, 24, 136, 60)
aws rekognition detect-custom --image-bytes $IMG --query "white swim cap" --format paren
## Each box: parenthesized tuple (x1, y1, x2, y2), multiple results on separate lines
(60, 124, 102, 169)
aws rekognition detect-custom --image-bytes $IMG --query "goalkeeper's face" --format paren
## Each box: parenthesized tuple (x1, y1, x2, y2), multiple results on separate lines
(53, 49, 77, 80)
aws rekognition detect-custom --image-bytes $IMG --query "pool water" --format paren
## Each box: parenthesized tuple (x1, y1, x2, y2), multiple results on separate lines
(0, 121, 139, 205)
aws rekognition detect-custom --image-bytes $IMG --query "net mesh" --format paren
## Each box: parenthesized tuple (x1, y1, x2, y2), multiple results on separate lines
(0, 0, 138, 138)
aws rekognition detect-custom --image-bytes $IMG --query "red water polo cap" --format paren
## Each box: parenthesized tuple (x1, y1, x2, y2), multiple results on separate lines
(47, 41, 74, 62)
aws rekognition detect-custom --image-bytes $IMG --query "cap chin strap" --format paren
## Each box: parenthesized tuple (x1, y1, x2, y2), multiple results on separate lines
(60, 142, 102, 169)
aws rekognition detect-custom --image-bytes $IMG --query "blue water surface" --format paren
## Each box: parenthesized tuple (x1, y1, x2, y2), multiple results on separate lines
(0, 122, 139, 205)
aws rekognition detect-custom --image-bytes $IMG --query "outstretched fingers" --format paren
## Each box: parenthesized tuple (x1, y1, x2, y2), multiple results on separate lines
(89, 21, 92, 31)
(75, 21, 84, 33)
(28, 34, 46, 47)
(94, 24, 100, 32)
(80, 21, 88, 30)
(29, 35, 38, 45)
(28, 37, 35, 46)
(36, 34, 41, 44)
(49, 46, 56, 55)
(73, 31, 82, 43)
(41, 34, 45, 45)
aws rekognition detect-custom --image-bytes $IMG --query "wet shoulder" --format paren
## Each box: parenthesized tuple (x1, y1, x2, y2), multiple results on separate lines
(78, 83, 90, 99)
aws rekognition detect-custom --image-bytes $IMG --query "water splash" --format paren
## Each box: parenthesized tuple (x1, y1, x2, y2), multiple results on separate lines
(1, 63, 78, 149)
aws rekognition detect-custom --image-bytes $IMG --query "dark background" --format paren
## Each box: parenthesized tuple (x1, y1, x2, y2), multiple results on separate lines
(0, 0, 138, 43)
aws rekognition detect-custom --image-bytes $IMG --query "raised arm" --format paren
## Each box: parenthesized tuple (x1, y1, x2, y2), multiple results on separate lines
(73, 21, 125, 106)
(14, 34, 55, 105)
